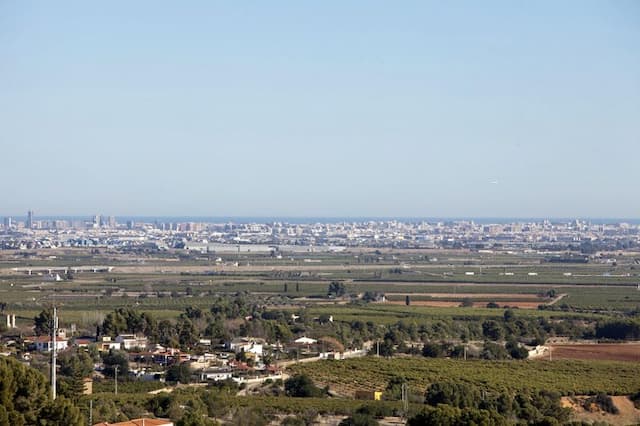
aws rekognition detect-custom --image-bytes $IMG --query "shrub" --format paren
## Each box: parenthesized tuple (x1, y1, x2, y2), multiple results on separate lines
(285, 375, 326, 398)
(583, 394, 619, 414)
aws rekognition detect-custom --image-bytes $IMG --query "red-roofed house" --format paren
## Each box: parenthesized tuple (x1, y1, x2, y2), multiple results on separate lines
(32, 336, 68, 352)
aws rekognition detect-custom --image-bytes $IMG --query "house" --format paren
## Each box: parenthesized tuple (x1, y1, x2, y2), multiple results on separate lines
(227, 337, 264, 360)
(294, 336, 317, 345)
(200, 368, 233, 382)
(97, 336, 121, 352)
(227, 337, 264, 351)
(188, 353, 219, 370)
(93, 419, 173, 426)
(115, 334, 148, 350)
(33, 336, 68, 352)
(74, 337, 96, 348)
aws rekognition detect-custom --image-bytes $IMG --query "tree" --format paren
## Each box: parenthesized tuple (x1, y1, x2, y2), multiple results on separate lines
(506, 339, 529, 359)
(595, 319, 640, 340)
(460, 298, 474, 307)
(177, 409, 216, 426)
(318, 336, 345, 353)
(318, 313, 332, 324)
(482, 320, 504, 341)
(38, 397, 85, 426)
(0, 356, 84, 426)
(101, 308, 156, 337)
(378, 339, 395, 357)
(284, 375, 326, 398)
(157, 319, 179, 346)
(422, 342, 444, 358)
(177, 317, 198, 348)
(167, 363, 193, 384)
(503, 309, 516, 322)
(425, 382, 481, 409)
(102, 349, 129, 378)
(59, 349, 94, 378)
(228, 407, 270, 426)
(385, 376, 407, 401)
(339, 413, 379, 426)
(328, 281, 346, 297)
(481, 341, 509, 360)
(58, 368, 87, 402)
(91, 398, 123, 424)
(34, 308, 54, 336)
(408, 405, 507, 426)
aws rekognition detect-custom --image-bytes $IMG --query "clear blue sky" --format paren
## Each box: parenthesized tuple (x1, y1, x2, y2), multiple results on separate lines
(1, 1, 638, 218)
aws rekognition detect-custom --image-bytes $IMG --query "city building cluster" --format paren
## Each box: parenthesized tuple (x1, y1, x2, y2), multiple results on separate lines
(1, 212, 638, 253)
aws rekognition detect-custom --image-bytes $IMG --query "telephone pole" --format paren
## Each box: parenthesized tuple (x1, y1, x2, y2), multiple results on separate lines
(114, 365, 119, 395)
(51, 306, 58, 400)
(401, 382, 409, 420)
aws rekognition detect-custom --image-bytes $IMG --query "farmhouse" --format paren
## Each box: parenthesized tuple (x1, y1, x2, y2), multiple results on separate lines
(32, 336, 68, 352)
(115, 334, 148, 350)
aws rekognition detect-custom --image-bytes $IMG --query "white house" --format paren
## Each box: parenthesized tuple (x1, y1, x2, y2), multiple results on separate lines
(294, 336, 317, 345)
(227, 337, 264, 360)
(97, 336, 121, 352)
(115, 334, 148, 350)
(34, 336, 68, 352)
(200, 368, 233, 382)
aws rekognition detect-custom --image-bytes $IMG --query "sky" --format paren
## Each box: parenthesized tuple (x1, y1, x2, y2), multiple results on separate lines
(1, 1, 638, 218)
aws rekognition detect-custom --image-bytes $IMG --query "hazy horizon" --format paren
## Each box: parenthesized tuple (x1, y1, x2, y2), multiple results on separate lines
(3, 213, 640, 226)
(2, 1, 638, 217)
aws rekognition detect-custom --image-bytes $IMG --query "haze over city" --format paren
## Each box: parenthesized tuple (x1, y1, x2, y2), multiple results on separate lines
(2, 1, 639, 218)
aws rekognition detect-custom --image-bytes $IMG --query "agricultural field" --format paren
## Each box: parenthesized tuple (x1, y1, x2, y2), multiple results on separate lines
(289, 357, 640, 397)
(305, 304, 606, 326)
(549, 343, 640, 362)
(2, 247, 639, 426)
(0, 247, 638, 332)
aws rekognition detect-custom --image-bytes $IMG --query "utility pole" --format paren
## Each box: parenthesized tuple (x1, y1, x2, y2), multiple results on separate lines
(89, 399, 93, 426)
(401, 382, 409, 420)
(51, 306, 58, 400)
(376, 341, 380, 357)
(114, 365, 119, 395)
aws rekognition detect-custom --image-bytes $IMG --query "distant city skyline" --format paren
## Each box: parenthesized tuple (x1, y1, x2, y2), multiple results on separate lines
(1, 1, 638, 217)
(3, 211, 640, 225)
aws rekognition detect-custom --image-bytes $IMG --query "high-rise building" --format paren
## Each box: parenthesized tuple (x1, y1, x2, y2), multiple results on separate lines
(93, 215, 101, 228)
(26, 210, 34, 229)
(54, 220, 68, 230)
(3, 217, 11, 230)
(108, 216, 117, 228)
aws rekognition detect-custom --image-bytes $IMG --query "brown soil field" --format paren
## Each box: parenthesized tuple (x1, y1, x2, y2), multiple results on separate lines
(385, 292, 544, 299)
(562, 395, 640, 425)
(382, 300, 544, 309)
(550, 343, 640, 362)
